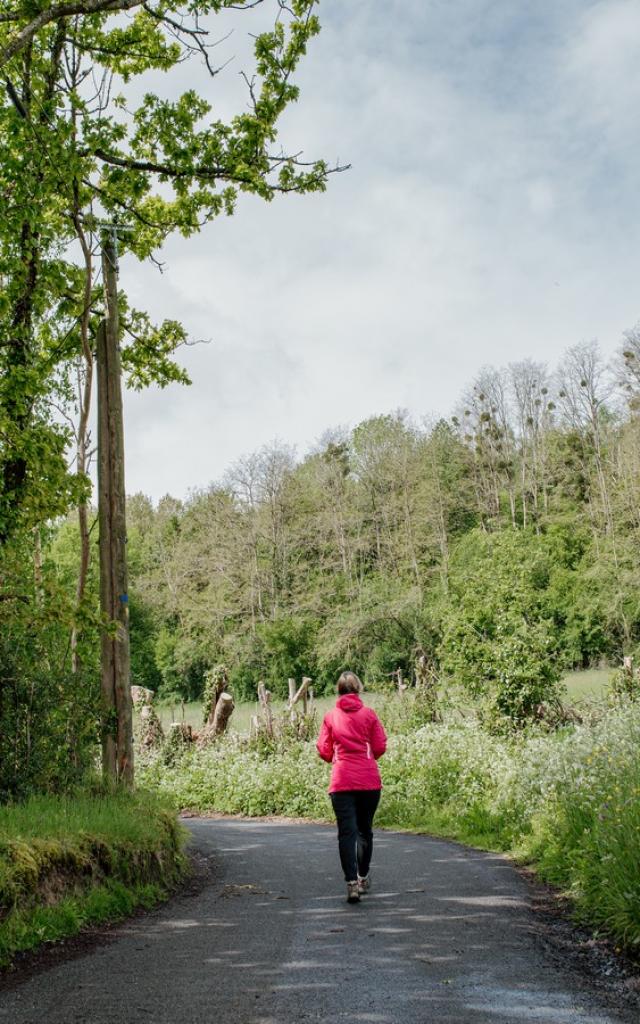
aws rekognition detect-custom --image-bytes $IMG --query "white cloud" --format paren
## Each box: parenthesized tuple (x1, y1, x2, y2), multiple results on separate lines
(118, 0, 640, 500)
(565, 0, 640, 120)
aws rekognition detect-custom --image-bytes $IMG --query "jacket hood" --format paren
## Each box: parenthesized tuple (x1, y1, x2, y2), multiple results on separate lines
(336, 693, 363, 713)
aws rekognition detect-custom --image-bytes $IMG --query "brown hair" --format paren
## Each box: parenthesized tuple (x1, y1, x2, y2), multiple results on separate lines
(337, 671, 363, 695)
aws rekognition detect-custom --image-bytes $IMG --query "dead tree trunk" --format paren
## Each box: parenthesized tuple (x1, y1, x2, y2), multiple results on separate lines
(212, 693, 235, 736)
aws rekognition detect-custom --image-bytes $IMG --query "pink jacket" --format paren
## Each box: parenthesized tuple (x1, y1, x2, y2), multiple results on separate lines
(316, 694, 387, 793)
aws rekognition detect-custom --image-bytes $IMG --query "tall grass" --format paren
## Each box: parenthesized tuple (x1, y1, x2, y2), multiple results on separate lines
(0, 789, 180, 844)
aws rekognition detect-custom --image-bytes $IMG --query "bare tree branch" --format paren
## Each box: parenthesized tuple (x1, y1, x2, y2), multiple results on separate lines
(92, 146, 350, 191)
(142, 4, 235, 77)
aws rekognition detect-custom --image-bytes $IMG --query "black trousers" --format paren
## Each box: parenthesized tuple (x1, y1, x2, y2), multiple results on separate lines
(330, 789, 381, 882)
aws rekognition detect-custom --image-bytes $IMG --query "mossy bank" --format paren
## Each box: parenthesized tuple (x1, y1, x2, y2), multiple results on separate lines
(0, 789, 188, 967)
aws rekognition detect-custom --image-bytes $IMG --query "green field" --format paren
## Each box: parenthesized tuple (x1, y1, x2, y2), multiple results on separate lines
(154, 693, 346, 736)
(561, 667, 611, 700)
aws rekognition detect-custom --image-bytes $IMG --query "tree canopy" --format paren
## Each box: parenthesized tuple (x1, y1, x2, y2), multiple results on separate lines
(0, 0, 340, 541)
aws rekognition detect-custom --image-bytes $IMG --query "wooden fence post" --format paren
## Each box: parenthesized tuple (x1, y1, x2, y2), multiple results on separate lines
(301, 676, 311, 715)
(257, 681, 274, 738)
(291, 677, 310, 710)
(623, 656, 635, 695)
(288, 678, 297, 724)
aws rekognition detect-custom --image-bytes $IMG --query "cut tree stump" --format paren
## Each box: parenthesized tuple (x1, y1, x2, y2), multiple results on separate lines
(139, 704, 164, 748)
(131, 685, 155, 706)
(212, 692, 234, 736)
(167, 722, 194, 746)
(199, 692, 235, 745)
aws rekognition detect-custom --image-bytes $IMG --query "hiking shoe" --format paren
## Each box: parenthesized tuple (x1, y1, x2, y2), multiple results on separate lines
(347, 880, 360, 903)
(357, 874, 370, 895)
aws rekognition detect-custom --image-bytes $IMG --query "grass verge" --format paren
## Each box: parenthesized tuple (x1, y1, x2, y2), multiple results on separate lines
(0, 789, 188, 967)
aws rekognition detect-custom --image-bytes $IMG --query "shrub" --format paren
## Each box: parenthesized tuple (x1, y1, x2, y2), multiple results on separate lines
(0, 656, 99, 802)
(439, 529, 563, 722)
(521, 704, 640, 945)
(140, 739, 329, 819)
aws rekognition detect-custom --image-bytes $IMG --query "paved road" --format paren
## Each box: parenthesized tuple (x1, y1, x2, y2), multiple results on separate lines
(0, 819, 633, 1024)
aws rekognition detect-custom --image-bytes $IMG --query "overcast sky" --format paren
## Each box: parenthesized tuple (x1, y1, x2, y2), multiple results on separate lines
(119, 0, 640, 501)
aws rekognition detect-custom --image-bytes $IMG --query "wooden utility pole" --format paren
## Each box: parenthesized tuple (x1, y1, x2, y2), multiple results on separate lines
(97, 228, 133, 786)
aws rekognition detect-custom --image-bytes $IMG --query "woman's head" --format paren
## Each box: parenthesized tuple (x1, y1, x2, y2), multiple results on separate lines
(337, 671, 363, 695)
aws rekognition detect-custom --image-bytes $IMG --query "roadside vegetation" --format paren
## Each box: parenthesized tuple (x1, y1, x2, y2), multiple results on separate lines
(0, 789, 187, 966)
(138, 688, 640, 951)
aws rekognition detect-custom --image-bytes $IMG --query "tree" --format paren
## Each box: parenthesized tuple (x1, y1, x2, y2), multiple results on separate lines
(1, 0, 344, 787)
(0, 0, 343, 544)
(509, 360, 554, 527)
(419, 419, 476, 590)
(557, 343, 617, 534)
(615, 323, 640, 411)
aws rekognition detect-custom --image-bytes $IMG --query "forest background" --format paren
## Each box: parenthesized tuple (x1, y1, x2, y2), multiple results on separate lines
(57, 333, 640, 701)
(31, 331, 640, 786)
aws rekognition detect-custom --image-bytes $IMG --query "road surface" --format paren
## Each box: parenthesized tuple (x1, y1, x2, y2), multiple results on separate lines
(0, 818, 634, 1023)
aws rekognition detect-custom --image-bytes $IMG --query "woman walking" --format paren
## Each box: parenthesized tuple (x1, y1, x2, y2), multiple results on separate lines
(316, 671, 387, 903)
